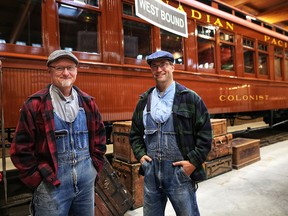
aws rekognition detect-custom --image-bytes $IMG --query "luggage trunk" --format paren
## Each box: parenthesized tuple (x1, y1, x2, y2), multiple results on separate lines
(210, 119, 227, 137)
(112, 159, 144, 209)
(94, 192, 113, 216)
(95, 157, 134, 216)
(232, 138, 261, 169)
(204, 155, 232, 179)
(112, 121, 138, 163)
(206, 133, 233, 161)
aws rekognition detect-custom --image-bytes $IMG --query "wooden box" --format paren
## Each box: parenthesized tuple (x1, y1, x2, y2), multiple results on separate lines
(206, 133, 233, 161)
(210, 119, 227, 137)
(232, 138, 261, 169)
(204, 155, 232, 179)
(112, 159, 144, 209)
(95, 157, 134, 216)
(113, 121, 132, 133)
(94, 192, 113, 216)
(112, 121, 138, 163)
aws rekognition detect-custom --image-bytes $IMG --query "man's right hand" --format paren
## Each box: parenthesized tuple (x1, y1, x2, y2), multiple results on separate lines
(140, 155, 152, 164)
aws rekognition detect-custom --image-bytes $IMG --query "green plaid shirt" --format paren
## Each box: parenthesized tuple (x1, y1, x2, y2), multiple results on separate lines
(130, 82, 212, 181)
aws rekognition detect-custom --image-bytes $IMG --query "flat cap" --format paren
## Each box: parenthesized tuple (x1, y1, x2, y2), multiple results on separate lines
(146, 50, 174, 66)
(47, 50, 79, 66)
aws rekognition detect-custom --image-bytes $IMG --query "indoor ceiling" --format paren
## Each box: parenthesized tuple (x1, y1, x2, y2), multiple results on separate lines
(216, 0, 288, 31)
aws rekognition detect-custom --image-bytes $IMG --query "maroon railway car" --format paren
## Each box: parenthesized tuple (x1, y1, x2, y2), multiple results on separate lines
(0, 0, 287, 138)
(1, 0, 288, 213)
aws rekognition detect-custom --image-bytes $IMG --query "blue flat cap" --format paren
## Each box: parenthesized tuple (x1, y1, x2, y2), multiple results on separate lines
(147, 51, 174, 65)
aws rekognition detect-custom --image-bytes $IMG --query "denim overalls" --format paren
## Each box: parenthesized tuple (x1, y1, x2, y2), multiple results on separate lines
(32, 108, 96, 216)
(142, 95, 200, 216)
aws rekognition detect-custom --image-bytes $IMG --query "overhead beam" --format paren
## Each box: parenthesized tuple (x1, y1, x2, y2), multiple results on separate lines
(257, 3, 288, 23)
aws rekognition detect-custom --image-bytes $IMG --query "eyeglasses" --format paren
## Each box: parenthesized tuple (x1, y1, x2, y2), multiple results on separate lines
(49, 65, 77, 73)
(150, 62, 171, 70)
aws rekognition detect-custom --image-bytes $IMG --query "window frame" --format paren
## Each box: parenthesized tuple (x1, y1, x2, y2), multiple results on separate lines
(196, 23, 216, 73)
(219, 29, 236, 75)
(243, 37, 256, 78)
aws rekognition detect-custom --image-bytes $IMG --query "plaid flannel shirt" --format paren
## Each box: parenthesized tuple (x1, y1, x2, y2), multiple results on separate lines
(10, 85, 106, 190)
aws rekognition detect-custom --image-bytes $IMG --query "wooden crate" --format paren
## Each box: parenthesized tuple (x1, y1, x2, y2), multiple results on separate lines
(206, 133, 233, 161)
(112, 121, 132, 133)
(112, 159, 144, 209)
(232, 138, 261, 169)
(204, 155, 232, 179)
(112, 121, 138, 163)
(210, 119, 227, 137)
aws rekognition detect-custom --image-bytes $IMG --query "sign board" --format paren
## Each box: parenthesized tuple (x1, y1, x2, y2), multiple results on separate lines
(135, 0, 188, 38)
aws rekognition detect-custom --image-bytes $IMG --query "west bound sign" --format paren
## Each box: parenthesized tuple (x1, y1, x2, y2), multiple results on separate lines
(135, 0, 188, 38)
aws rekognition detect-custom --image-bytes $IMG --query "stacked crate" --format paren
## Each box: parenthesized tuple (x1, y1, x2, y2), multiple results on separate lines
(111, 121, 144, 209)
(203, 119, 233, 179)
(231, 137, 261, 169)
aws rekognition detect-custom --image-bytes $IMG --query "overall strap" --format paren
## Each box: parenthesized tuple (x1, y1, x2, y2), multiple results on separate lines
(147, 92, 152, 112)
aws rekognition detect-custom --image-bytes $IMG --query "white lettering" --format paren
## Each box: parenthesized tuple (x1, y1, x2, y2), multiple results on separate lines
(139, 0, 159, 17)
(160, 10, 184, 28)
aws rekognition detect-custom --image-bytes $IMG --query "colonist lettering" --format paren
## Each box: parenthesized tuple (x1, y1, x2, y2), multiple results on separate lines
(219, 94, 269, 101)
(191, 9, 234, 31)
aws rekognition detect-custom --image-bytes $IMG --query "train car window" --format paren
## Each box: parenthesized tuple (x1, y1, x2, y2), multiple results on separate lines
(122, 2, 152, 63)
(197, 25, 215, 70)
(161, 29, 184, 65)
(0, 0, 42, 46)
(274, 47, 283, 78)
(60, 0, 99, 7)
(123, 20, 151, 60)
(264, 23, 272, 30)
(243, 38, 255, 74)
(285, 50, 288, 80)
(196, 0, 212, 6)
(235, 11, 246, 20)
(251, 19, 261, 26)
(123, 3, 133, 16)
(58, 3, 99, 53)
(218, 4, 233, 15)
(258, 53, 268, 76)
(258, 43, 268, 76)
(220, 31, 235, 71)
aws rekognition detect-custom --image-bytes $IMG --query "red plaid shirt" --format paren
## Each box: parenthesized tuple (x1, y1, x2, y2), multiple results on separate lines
(10, 85, 106, 190)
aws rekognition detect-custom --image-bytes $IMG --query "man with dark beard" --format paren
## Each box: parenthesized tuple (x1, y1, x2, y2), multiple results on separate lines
(10, 50, 106, 216)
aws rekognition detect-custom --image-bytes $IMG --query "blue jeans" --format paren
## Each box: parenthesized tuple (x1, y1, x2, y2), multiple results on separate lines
(142, 159, 200, 216)
(31, 157, 96, 216)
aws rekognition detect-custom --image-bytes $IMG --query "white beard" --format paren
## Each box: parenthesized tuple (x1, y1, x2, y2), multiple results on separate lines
(60, 80, 72, 88)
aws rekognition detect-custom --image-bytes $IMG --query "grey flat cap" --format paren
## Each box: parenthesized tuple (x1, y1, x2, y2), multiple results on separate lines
(47, 50, 79, 66)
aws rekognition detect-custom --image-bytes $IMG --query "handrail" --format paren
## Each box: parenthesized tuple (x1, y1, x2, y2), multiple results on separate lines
(0, 59, 8, 204)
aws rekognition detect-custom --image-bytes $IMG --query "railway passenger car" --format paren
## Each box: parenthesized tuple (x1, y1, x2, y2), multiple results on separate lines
(1, 0, 288, 138)
(0, 0, 288, 211)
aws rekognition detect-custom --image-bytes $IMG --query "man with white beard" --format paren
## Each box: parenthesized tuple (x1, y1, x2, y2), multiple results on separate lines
(10, 50, 106, 216)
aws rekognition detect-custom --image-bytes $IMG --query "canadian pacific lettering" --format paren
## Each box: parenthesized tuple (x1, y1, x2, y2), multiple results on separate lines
(190, 9, 287, 48)
(264, 35, 288, 48)
(191, 9, 234, 31)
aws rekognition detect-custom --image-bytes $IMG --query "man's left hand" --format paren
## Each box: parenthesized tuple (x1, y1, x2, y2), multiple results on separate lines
(173, 160, 196, 176)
